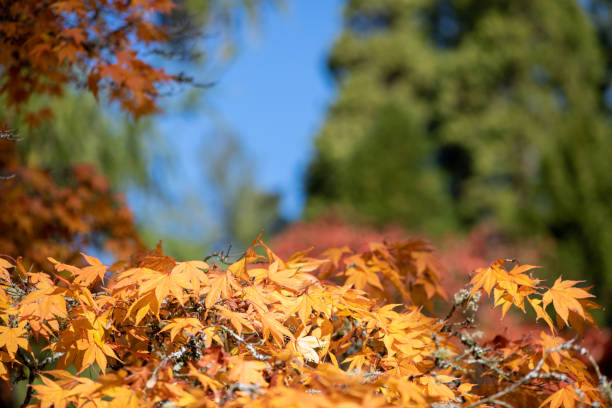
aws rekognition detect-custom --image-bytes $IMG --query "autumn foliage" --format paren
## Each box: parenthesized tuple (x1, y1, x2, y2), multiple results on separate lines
(0, 0, 175, 123)
(0, 139, 143, 274)
(272, 217, 543, 332)
(272, 216, 612, 370)
(1, 236, 611, 408)
(2, 3, 612, 407)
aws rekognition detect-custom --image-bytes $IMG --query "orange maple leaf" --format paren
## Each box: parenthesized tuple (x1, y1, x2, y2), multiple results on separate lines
(470, 259, 508, 296)
(228, 357, 268, 386)
(0, 322, 29, 358)
(259, 311, 294, 345)
(160, 318, 204, 342)
(542, 277, 596, 325)
(539, 385, 580, 408)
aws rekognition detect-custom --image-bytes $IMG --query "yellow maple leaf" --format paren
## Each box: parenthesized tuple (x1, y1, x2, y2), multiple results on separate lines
(205, 271, 234, 309)
(322, 246, 351, 267)
(295, 335, 328, 364)
(260, 311, 294, 345)
(542, 277, 596, 325)
(228, 357, 268, 385)
(528, 297, 555, 332)
(0, 258, 13, 282)
(0, 322, 29, 358)
(32, 375, 73, 408)
(540, 385, 579, 408)
(470, 260, 508, 296)
(171, 261, 209, 295)
(186, 364, 222, 391)
(160, 318, 204, 342)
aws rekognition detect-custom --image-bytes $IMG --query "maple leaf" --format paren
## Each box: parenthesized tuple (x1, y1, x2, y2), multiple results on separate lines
(289, 290, 331, 324)
(259, 311, 294, 345)
(528, 297, 555, 332)
(205, 270, 234, 309)
(228, 357, 268, 386)
(343, 350, 375, 371)
(101, 386, 142, 408)
(81, 343, 117, 373)
(295, 335, 328, 364)
(0, 322, 29, 358)
(412, 250, 446, 288)
(344, 264, 384, 291)
(130, 266, 189, 306)
(508, 263, 541, 287)
(41, 370, 102, 403)
(242, 285, 270, 314)
(138, 242, 177, 272)
(32, 375, 73, 408)
(538, 332, 572, 368)
(49, 310, 121, 374)
(186, 364, 223, 391)
(0, 258, 13, 282)
(160, 318, 204, 342)
(470, 259, 508, 296)
(49, 253, 107, 287)
(171, 261, 209, 295)
(217, 307, 254, 335)
(126, 291, 160, 324)
(418, 375, 456, 401)
(18, 286, 68, 337)
(567, 299, 602, 334)
(493, 282, 536, 318)
(322, 246, 351, 267)
(249, 261, 300, 290)
(542, 277, 596, 325)
(540, 385, 580, 408)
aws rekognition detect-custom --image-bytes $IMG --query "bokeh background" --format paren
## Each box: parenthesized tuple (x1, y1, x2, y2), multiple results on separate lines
(3, 0, 612, 331)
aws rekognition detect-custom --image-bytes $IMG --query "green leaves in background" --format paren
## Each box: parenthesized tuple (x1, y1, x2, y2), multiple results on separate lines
(306, 0, 612, 321)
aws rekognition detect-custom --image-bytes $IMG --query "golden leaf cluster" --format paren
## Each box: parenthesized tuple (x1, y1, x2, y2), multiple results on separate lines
(0, 239, 609, 408)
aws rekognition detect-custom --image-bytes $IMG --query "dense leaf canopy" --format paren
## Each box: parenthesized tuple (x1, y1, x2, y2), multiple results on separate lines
(1, 239, 610, 407)
(0, 0, 177, 121)
(0, 139, 143, 274)
(0, 237, 610, 407)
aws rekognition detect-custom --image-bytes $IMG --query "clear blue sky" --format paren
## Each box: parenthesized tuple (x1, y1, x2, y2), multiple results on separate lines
(208, 0, 345, 218)
(151, 0, 345, 227)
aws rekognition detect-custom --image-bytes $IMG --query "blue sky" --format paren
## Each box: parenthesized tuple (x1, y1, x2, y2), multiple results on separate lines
(149, 0, 345, 230)
(206, 0, 344, 218)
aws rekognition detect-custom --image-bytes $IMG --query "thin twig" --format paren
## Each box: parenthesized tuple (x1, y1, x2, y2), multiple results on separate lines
(464, 339, 577, 408)
(490, 399, 515, 408)
(218, 324, 271, 362)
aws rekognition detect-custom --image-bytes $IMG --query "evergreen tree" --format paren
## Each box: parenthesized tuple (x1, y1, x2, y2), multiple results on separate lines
(306, 0, 612, 319)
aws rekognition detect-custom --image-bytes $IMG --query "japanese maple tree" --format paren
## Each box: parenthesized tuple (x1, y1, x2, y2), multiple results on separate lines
(0, 0, 176, 123)
(0, 138, 143, 274)
(1, 237, 610, 408)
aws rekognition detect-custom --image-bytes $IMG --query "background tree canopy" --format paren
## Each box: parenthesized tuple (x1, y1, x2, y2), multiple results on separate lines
(306, 0, 612, 321)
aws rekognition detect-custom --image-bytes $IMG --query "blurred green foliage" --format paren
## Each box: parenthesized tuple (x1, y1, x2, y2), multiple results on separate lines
(3, 91, 156, 190)
(203, 130, 284, 247)
(136, 130, 284, 261)
(306, 0, 612, 320)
